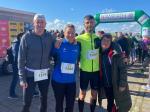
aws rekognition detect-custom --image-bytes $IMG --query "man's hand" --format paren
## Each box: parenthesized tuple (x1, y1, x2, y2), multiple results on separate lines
(20, 81, 28, 89)
(55, 38, 63, 49)
(119, 86, 126, 92)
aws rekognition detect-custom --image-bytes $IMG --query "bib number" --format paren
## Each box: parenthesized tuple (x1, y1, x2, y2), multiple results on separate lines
(61, 62, 75, 74)
(87, 49, 98, 60)
(34, 69, 48, 82)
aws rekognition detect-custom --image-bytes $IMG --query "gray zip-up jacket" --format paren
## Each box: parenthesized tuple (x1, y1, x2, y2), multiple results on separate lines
(18, 30, 55, 83)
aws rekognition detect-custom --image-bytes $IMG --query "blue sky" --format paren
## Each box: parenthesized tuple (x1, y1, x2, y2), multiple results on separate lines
(0, 0, 150, 33)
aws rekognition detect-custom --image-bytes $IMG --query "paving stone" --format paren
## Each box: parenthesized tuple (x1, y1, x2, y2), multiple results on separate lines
(0, 63, 150, 112)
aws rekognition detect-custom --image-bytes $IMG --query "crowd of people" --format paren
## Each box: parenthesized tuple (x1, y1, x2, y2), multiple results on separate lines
(6, 13, 150, 112)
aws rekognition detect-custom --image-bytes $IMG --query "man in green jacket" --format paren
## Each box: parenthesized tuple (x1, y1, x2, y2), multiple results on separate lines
(77, 15, 100, 112)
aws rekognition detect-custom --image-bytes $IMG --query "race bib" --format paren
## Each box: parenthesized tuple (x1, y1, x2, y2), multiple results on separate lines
(34, 69, 48, 82)
(61, 62, 75, 74)
(87, 49, 99, 60)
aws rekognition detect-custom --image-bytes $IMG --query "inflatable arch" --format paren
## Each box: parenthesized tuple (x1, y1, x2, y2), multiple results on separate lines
(94, 10, 150, 38)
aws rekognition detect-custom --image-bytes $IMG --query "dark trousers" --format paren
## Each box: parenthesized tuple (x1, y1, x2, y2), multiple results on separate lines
(21, 77, 50, 112)
(138, 48, 142, 62)
(142, 50, 148, 62)
(98, 87, 114, 112)
(104, 87, 114, 112)
(52, 80, 76, 112)
(9, 64, 19, 96)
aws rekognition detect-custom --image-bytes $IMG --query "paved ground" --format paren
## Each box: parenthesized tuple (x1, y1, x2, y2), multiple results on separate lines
(0, 62, 150, 112)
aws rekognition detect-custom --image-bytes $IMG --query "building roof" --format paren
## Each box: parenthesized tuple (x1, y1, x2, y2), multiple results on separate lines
(0, 7, 36, 23)
(0, 7, 35, 16)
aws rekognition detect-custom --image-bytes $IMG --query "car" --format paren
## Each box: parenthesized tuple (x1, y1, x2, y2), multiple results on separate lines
(0, 57, 13, 76)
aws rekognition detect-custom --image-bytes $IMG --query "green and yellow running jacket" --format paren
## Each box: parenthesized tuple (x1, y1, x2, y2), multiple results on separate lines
(76, 33, 100, 72)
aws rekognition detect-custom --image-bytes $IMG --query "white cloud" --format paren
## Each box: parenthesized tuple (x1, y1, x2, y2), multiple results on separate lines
(46, 19, 84, 34)
(120, 22, 141, 33)
(47, 18, 141, 34)
(95, 22, 141, 33)
(70, 8, 75, 12)
(54, 19, 61, 24)
(95, 25, 111, 33)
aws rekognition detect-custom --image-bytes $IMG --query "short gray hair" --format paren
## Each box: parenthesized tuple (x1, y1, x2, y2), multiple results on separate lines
(33, 14, 46, 21)
(64, 24, 75, 31)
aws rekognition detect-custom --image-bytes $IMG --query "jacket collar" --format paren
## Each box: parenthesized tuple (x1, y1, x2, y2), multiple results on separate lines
(108, 47, 120, 58)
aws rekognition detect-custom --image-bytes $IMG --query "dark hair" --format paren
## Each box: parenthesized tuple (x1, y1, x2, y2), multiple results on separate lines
(17, 32, 24, 41)
(98, 31, 105, 35)
(101, 33, 112, 41)
(84, 15, 94, 20)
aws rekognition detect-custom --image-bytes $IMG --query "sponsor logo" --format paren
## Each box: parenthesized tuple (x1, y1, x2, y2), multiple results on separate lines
(138, 14, 149, 25)
(100, 12, 135, 22)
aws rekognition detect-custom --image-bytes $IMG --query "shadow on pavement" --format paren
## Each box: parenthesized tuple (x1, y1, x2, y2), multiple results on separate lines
(128, 73, 148, 78)
(128, 81, 147, 85)
(130, 90, 150, 98)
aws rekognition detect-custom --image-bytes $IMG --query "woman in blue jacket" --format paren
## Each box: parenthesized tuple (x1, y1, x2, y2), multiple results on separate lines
(51, 24, 80, 112)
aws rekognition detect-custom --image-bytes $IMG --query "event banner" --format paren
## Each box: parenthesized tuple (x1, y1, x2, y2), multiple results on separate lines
(0, 20, 10, 57)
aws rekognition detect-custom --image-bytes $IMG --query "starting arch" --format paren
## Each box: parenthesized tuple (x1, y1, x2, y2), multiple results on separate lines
(94, 10, 150, 38)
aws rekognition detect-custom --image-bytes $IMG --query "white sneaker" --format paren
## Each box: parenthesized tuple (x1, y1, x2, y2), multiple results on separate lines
(142, 85, 150, 90)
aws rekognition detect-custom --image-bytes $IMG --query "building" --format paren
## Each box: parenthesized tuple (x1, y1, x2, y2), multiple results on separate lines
(0, 7, 35, 57)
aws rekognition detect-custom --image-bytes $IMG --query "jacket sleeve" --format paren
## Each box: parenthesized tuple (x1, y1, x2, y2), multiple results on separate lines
(77, 42, 81, 62)
(49, 36, 59, 65)
(49, 33, 57, 60)
(94, 38, 100, 49)
(18, 34, 28, 83)
(118, 55, 128, 87)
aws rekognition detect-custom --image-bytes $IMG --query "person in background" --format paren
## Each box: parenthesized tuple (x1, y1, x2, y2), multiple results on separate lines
(97, 31, 105, 39)
(112, 32, 119, 42)
(117, 32, 130, 64)
(137, 36, 143, 63)
(8, 33, 24, 99)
